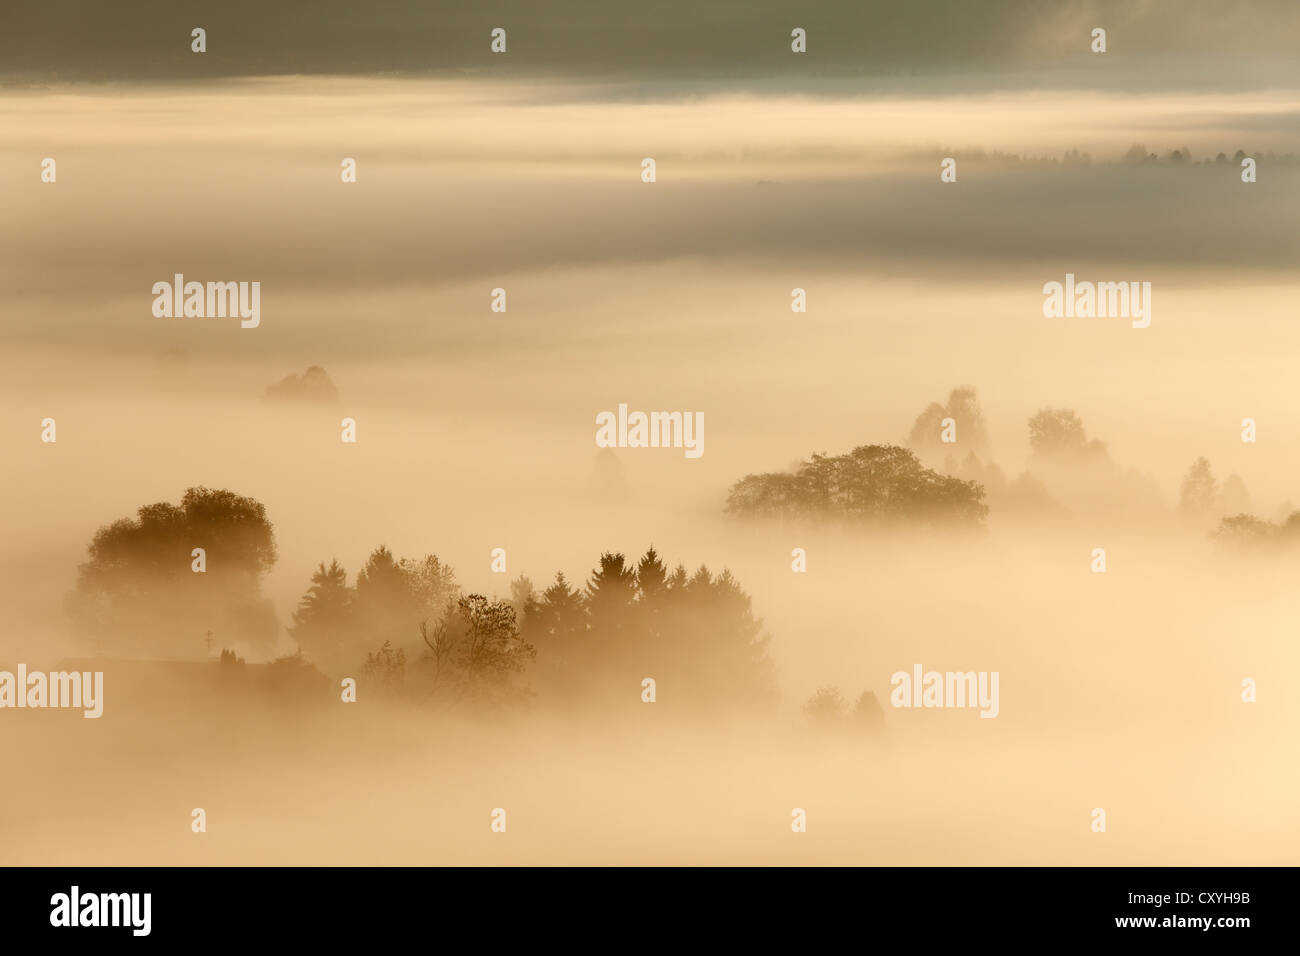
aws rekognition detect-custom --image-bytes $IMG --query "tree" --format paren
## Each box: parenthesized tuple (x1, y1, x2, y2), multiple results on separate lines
(585, 552, 638, 656)
(719, 471, 802, 518)
(361, 641, 407, 697)
(354, 547, 410, 625)
(636, 547, 668, 603)
(634, 548, 670, 667)
(804, 686, 847, 725)
(264, 365, 339, 403)
(532, 572, 586, 647)
(263, 650, 329, 698)
(509, 574, 538, 626)
(353, 546, 457, 655)
(289, 560, 353, 674)
(519, 549, 777, 716)
(1027, 408, 1090, 458)
(1023, 409, 1167, 521)
(803, 687, 886, 736)
(726, 444, 987, 527)
(1124, 143, 1149, 163)
(1211, 513, 1279, 548)
(69, 487, 278, 657)
(420, 595, 535, 709)
(852, 691, 886, 736)
(1178, 457, 1218, 518)
(399, 554, 458, 618)
(908, 385, 990, 459)
(908, 401, 949, 456)
(523, 571, 588, 694)
(349, 546, 416, 661)
(289, 547, 458, 675)
(671, 566, 777, 713)
(1211, 511, 1300, 551)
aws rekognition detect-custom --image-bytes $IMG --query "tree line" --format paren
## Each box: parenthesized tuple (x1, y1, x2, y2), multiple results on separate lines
(295, 546, 778, 715)
(725, 384, 1300, 542)
(69, 490, 778, 715)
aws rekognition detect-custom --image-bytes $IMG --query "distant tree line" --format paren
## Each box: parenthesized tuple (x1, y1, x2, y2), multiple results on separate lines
(68, 493, 783, 717)
(1211, 512, 1300, 550)
(725, 444, 987, 527)
(289, 546, 458, 676)
(724, 385, 1297, 537)
(288, 545, 778, 715)
(803, 685, 886, 739)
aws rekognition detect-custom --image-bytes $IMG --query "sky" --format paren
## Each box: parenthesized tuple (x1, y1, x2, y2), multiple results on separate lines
(4, 0, 1300, 87)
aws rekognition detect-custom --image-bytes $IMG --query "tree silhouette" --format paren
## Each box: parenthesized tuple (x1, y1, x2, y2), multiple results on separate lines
(532, 572, 586, 647)
(513, 548, 777, 715)
(421, 595, 535, 709)
(1212, 513, 1280, 548)
(286, 542, 779, 717)
(289, 560, 353, 674)
(353, 546, 457, 651)
(636, 547, 668, 603)
(804, 687, 887, 737)
(509, 574, 538, 625)
(1179, 457, 1218, 518)
(585, 552, 638, 659)
(804, 686, 847, 725)
(523, 571, 588, 695)
(852, 691, 887, 737)
(1211, 511, 1300, 550)
(69, 487, 278, 657)
(908, 385, 990, 459)
(263, 650, 330, 699)
(289, 546, 458, 675)
(264, 365, 339, 403)
(1024, 409, 1167, 521)
(1027, 408, 1091, 458)
(720, 471, 803, 518)
(361, 640, 407, 696)
(726, 444, 987, 527)
(669, 564, 777, 713)
(398, 554, 458, 619)
(353, 545, 413, 647)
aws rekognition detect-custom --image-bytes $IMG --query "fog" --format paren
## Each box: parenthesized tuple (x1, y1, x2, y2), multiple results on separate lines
(2, 72, 1297, 865)
(3, 523, 1296, 864)
(3, 357, 1296, 863)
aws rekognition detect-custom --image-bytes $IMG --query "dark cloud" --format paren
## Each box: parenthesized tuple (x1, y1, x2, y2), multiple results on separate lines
(3, 0, 1299, 88)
